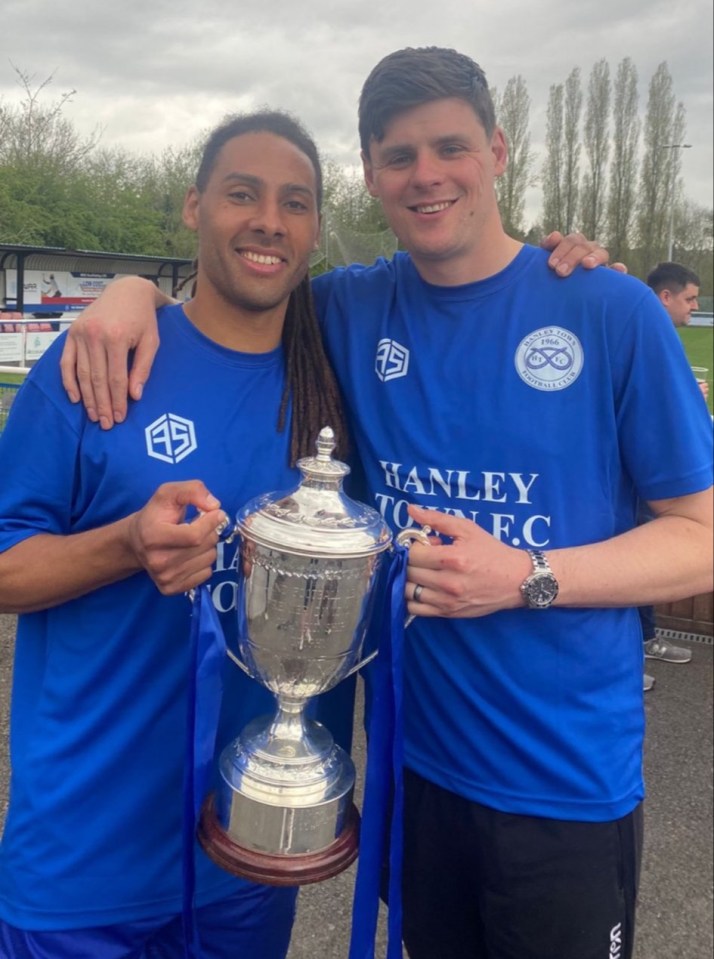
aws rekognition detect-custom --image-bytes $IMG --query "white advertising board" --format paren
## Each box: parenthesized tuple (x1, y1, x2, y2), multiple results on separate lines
(24, 331, 62, 361)
(0, 334, 24, 363)
(5, 270, 135, 314)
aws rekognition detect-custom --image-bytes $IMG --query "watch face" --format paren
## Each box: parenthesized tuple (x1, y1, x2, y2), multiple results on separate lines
(525, 573, 559, 608)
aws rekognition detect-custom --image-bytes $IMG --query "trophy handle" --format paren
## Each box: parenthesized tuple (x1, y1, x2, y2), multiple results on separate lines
(342, 523, 435, 676)
(395, 524, 432, 550)
(342, 648, 379, 679)
(395, 524, 433, 628)
(226, 646, 256, 678)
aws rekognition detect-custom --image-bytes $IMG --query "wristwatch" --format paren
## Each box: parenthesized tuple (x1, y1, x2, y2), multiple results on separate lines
(520, 549, 559, 609)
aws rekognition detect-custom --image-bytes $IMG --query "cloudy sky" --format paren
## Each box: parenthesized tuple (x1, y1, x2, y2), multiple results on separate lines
(2, 0, 712, 227)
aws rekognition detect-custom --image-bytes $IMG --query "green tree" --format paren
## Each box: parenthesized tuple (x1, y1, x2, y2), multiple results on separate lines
(0, 67, 101, 247)
(0, 67, 100, 174)
(319, 161, 394, 268)
(136, 141, 203, 257)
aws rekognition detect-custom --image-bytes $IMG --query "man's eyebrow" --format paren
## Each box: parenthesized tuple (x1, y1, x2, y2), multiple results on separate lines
(280, 183, 316, 200)
(377, 133, 472, 157)
(221, 172, 262, 189)
(220, 172, 315, 199)
(377, 143, 414, 158)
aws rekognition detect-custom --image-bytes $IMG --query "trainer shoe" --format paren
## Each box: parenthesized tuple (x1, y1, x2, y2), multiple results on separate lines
(644, 638, 692, 664)
(643, 673, 656, 692)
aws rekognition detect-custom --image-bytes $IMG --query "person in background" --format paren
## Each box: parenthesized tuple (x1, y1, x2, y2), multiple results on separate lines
(647, 261, 701, 329)
(639, 262, 705, 689)
(57, 47, 713, 959)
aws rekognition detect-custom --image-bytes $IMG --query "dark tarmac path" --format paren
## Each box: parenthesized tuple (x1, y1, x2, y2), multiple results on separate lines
(1, 616, 710, 959)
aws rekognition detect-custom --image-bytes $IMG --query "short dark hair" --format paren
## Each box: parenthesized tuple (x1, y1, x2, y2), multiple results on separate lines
(358, 46, 496, 154)
(195, 110, 323, 210)
(646, 262, 700, 295)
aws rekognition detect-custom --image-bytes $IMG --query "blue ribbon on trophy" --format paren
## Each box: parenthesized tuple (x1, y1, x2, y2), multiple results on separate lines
(348, 542, 408, 959)
(178, 428, 424, 959)
(182, 583, 226, 959)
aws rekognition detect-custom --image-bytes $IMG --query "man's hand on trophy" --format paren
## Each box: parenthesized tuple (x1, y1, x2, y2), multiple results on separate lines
(127, 480, 227, 595)
(404, 505, 532, 618)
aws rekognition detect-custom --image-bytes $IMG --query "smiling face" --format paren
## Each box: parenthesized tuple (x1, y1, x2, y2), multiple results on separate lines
(362, 97, 511, 286)
(182, 131, 320, 347)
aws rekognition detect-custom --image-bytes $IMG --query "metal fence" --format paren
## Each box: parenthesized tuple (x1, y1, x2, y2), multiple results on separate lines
(0, 382, 20, 433)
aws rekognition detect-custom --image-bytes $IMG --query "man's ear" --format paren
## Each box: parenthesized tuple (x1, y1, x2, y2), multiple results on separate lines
(491, 126, 508, 177)
(182, 186, 200, 231)
(659, 289, 673, 308)
(362, 149, 379, 198)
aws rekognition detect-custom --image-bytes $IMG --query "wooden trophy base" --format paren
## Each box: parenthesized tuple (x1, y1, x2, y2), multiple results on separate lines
(197, 793, 361, 887)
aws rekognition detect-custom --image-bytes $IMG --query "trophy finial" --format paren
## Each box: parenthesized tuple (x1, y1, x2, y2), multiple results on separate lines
(315, 426, 336, 462)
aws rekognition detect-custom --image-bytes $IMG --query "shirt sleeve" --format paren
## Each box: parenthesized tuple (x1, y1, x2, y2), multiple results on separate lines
(612, 287, 713, 501)
(0, 347, 83, 554)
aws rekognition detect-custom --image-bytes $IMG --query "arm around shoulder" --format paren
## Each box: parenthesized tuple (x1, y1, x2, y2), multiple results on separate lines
(60, 276, 172, 428)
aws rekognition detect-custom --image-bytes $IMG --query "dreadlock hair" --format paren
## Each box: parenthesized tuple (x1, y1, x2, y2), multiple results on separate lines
(174, 259, 198, 299)
(185, 110, 349, 465)
(278, 273, 348, 465)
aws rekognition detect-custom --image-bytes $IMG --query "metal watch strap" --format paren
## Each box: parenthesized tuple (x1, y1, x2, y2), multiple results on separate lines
(528, 549, 551, 574)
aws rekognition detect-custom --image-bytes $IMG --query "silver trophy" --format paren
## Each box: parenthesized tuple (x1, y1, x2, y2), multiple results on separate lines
(198, 427, 392, 885)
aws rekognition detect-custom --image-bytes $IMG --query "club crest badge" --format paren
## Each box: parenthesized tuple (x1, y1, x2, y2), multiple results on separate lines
(515, 327, 584, 391)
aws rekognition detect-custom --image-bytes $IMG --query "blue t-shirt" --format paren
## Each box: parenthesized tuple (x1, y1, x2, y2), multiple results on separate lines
(0, 304, 353, 929)
(313, 247, 713, 821)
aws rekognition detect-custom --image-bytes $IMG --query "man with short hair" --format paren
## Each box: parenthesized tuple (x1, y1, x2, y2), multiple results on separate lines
(58, 47, 712, 959)
(639, 261, 705, 681)
(319, 54, 711, 958)
(647, 261, 701, 329)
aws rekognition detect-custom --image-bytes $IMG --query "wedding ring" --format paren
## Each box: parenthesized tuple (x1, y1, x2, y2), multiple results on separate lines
(413, 584, 424, 603)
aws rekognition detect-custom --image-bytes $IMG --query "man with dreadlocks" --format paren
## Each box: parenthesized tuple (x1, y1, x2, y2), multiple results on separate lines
(0, 111, 351, 958)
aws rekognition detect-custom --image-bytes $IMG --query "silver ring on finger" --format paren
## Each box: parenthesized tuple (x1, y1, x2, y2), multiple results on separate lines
(413, 584, 424, 603)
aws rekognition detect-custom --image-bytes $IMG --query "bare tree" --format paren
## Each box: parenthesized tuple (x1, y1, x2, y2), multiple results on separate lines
(637, 62, 683, 269)
(673, 199, 714, 293)
(0, 65, 101, 173)
(562, 68, 583, 233)
(541, 83, 565, 233)
(580, 60, 610, 241)
(494, 75, 535, 238)
(606, 58, 640, 261)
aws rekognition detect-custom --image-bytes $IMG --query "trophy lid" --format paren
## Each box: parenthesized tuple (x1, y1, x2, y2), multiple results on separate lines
(235, 427, 392, 557)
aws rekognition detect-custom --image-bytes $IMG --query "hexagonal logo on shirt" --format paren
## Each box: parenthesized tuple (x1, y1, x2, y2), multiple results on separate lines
(514, 327, 584, 391)
(145, 413, 198, 463)
(375, 338, 410, 382)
